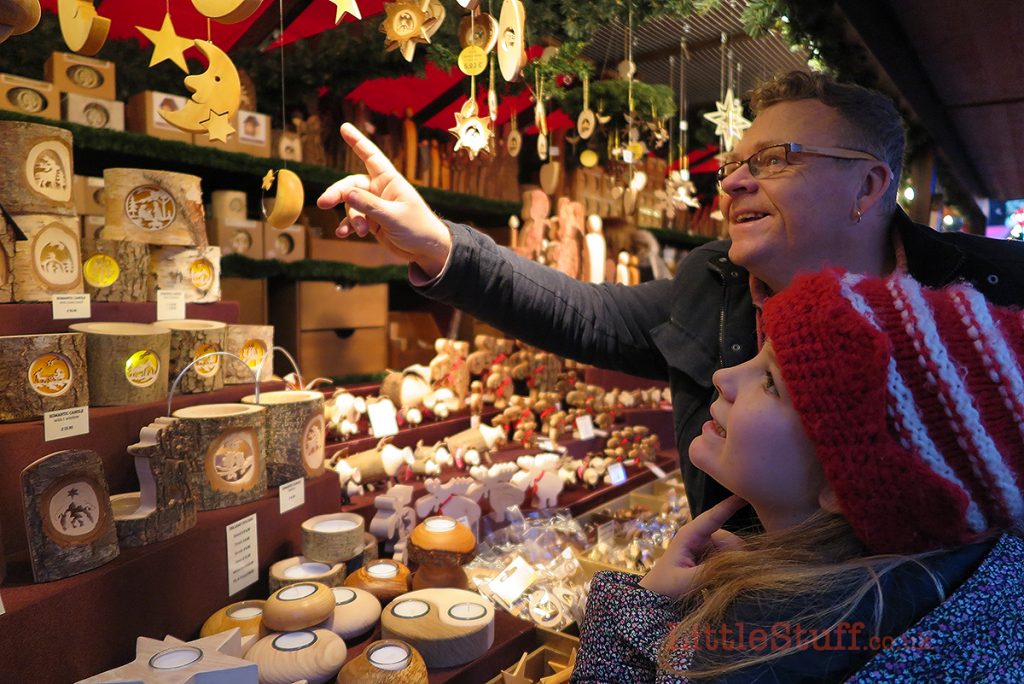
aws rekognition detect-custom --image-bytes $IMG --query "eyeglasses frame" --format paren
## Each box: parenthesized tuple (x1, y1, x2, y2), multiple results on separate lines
(717, 142, 881, 183)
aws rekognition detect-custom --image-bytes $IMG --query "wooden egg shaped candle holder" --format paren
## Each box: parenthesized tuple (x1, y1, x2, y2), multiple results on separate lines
(68, 322, 170, 406)
(245, 628, 347, 684)
(269, 555, 346, 593)
(111, 417, 197, 547)
(21, 448, 119, 583)
(149, 245, 222, 303)
(319, 586, 382, 642)
(80, 237, 149, 303)
(407, 516, 476, 591)
(344, 559, 412, 607)
(11, 213, 83, 302)
(263, 581, 336, 632)
(153, 319, 227, 394)
(101, 168, 206, 247)
(0, 332, 88, 422)
(224, 323, 274, 385)
(79, 629, 257, 683)
(243, 390, 326, 486)
(301, 512, 364, 565)
(171, 402, 267, 511)
(381, 588, 494, 669)
(337, 639, 428, 683)
(201, 599, 268, 655)
(0, 121, 75, 215)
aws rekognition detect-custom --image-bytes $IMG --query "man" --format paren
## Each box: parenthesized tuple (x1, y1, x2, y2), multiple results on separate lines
(318, 71, 1024, 518)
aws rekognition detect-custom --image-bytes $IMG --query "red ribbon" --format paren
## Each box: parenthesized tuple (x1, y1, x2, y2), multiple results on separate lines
(438, 493, 456, 515)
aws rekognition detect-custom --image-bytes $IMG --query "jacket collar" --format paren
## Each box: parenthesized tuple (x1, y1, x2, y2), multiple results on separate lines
(893, 208, 967, 286)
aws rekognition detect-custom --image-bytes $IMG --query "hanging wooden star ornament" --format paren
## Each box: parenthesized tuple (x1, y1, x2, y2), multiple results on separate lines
(160, 39, 242, 142)
(449, 98, 492, 160)
(380, 0, 439, 62)
(329, 0, 361, 23)
(57, 0, 109, 55)
(702, 87, 750, 153)
(137, 12, 193, 72)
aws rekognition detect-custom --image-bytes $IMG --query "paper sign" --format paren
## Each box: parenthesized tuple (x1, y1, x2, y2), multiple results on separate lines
(646, 462, 668, 479)
(279, 478, 305, 514)
(156, 290, 187, 320)
(226, 513, 258, 595)
(43, 406, 89, 442)
(489, 555, 538, 606)
(597, 520, 615, 546)
(52, 294, 90, 320)
(575, 414, 595, 440)
(367, 401, 399, 438)
(608, 462, 627, 486)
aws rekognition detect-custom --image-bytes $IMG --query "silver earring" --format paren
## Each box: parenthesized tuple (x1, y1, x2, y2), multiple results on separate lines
(853, 208, 862, 224)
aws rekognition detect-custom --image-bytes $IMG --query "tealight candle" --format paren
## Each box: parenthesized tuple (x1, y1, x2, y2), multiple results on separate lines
(313, 519, 359, 533)
(273, 631, 317, 651)
(366, 562, 399, 579)
(332, 587, 357, 605)
(279, 583, 318, 601)
(367, 642, 411, 672)
(228, 606, 263, 620)
(423, 516, 456, 533)
(448, 602, 487, 620)
(284, 562, 331, 579)
(390, 600, 430, 618)
(150, 647, 202, 669)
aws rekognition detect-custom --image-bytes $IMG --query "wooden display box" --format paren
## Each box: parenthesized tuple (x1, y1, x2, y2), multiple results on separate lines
(299, 327, 388, 378)
(263, 223, 305, 262)
(307, 235, 404, 267)
(73, 175, 105, 216)
(234, 109, 270, 158)
(208, 218, 263, 259)
(296, 282, 387, 330)
(0, 74, 59, 120)
(125, 91, 192, 144)
(210, 190, 248, 222)
(62, 92, 124, 131)
(271, 129, 302, 162)
(82, 215, 104, 240)
(44, 52, 116, 100)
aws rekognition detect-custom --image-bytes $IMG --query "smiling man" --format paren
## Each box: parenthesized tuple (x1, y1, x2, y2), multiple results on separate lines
(318, 70, 1024, 518)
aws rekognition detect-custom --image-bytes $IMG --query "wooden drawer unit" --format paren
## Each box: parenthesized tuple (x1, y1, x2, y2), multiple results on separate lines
(299, 327, 387, 378)
(297, 281, 387, 330)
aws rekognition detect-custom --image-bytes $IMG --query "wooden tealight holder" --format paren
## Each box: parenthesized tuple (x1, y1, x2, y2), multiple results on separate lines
(344, 560, 412, 607)
(407, 516, 477, 591)
(153, 319, 227, 394)
(337, 639, 428, 684)
(81, 237, 149, 302)
(149, 245, 222, 303)
(79, 629, 257, 683)
(11, 214, 83, 301)
(0, 121, 75, 215)
(269, 555, 346, 593)
(21, 449, 119, 583)
(101, 168, 206, 247)
(170, 403, 267, 510)
(0, 211, 13, 302)
(0, 332, 88, 422)
(224, 324, 274, 385)
(242, 390, 326, 485)
(110, 417, 197, 547)
(201, 600, 268, 655)
(301, 513, 365, 565)
(68, 322, 170, 406)
(244, 629, 347, 684)
(263, 581, 336, 631)
(320, 586, 382, 642)
(381, 588, 494, 669)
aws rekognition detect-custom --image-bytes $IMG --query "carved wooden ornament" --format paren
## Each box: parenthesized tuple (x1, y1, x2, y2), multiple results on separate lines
(191, 0, 263, 25)
(261, 168, 304, 230)
(449, 99, 492, 160)
(497, 0, 525, 82)
(57, 0, 109, 55)
(160, 39, 242, 142)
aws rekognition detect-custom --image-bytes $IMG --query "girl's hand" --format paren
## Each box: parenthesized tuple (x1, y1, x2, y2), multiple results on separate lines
(638, 495, 747, 600)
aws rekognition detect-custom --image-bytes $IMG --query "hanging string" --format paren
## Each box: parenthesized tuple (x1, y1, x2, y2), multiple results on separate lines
(279, 0, 287, 169)
(679, 39, 688, 171)
(626, 0, 634, 116)
(668, 55, 674, 171)
(726, 48, 734, 95)
(207, 18, 212, 42)
(719, 32, 727, 102)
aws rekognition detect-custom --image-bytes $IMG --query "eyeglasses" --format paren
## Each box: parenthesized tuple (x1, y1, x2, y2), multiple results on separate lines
(717, 143, 880, 183)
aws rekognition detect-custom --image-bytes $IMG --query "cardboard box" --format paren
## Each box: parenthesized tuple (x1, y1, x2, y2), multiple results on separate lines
(235, 109, 270, 158)
(272, 129, 302, 162)
(126, 91, 192, 144)
(210, 190, 248, 222)
(62, 92, 124, 131)
(263, 222, 306, 262)
(44, 52, 116, 101)
(208, 217, 263, 259)
(73, 175, 105, 216)
(0, 74, 59, 120)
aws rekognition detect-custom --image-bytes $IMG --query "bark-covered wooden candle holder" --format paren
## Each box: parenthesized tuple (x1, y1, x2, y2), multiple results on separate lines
(224, 323, 274, 385)
(101, 167, 206, 246)
(301, 512, 365, 565)
(242, 389, 325, 486)
(68, 321, 170, 406)
(11, 213, 83, 301)
(381, 588, 494, 668)
(81, 237, 149, 302)
(407, 516, 477, 591)
(0, 121, 75, 216)
(149, 244, 222, 303)
(0, 332, 88, 422)
(153, 319, 227, 394)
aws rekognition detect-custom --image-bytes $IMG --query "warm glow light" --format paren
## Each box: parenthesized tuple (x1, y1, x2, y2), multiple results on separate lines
(903, 186, 916, 201)
(943, 214, 955, 226)
(424, 516, 457, 533)
(367, 562, 399, 579)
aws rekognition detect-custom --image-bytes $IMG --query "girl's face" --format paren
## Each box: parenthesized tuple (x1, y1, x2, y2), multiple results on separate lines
(689, 342, 832, 531)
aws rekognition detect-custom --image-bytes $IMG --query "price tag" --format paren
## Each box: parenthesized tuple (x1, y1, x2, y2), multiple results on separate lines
(470, 414, 481, 429)
(488, 555, 538, 606)
(607, 462, 627, 486)
(622, 149, 635, 164)
(156, 290, 187, 320)
(646, 462, 668, 479)
(279, 478, 305, 514)
(43, 406, 89, 442)
(575, 414, 595, 440)
(367, 401, 399, 438)
(596, 520, 615, 546)
(226, 513, 259, 596)
(51, 294, 91, 320)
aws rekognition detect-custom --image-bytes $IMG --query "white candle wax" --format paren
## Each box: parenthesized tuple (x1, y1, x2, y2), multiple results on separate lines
(313, 518, 358, 533)
(273, 631, 316, 651)
(448, 602, 487, 620)
(368, 644, 411, 671)
(228, 606, 263, 620)
(332, 587, 356, 605)
(278, 583, 318, 601)
(424, 516, 456, 533)
(283, 562, 331, 578)
(366, 562, 398, 579)
(391, 599, 429, 618)
(150, 647, 202, 669)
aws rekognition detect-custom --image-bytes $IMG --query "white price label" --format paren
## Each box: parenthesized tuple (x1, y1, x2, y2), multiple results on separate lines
(488, 555, 538, 605)
(367, 401, 399, 438)
(550, 146, 561, 158)
(622, 150, 634, 164)
(279, 478, 305, 514)
(51, 294, 91, 320)
(226, 513, 259, 596)
(470, 414, 481, 429)
(43, 406, 89, 442)
(575, 414, 595, 440)
(646, 462, 668, 479)
(156, 290, 187, 320)
(597, 520, 615, 546)
(608, 462, 627, 486)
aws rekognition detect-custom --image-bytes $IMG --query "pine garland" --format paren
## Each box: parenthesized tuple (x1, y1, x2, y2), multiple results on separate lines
(221, 254, 407, 284)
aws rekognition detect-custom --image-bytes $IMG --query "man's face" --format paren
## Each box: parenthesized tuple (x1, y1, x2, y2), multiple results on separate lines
(719, 99, 868, 289)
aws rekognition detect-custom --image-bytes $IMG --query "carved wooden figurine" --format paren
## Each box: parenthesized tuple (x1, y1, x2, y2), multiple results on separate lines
(413, 478, 483, 539)
(368, 483, 417, 552)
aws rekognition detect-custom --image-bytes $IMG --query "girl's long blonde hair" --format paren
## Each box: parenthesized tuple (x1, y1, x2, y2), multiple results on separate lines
(660, 511, 947, 680)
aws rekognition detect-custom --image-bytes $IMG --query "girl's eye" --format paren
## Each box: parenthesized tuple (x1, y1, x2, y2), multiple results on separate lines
(762, 370, 779, 396)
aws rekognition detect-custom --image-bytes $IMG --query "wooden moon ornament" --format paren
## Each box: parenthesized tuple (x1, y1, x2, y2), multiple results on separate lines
(191, 0, 263, 24)
(264, 581, 337, 631)
(301, 512, 365, 564)
(269, 555, 347, 593)
(337, 639, 428, 683)
(161, 39, 242, 143)
(57, 0, 109, 55)
(262, 168, 304, 230)
(68, 322, 171, 406)
(153, 319, 227, 394)
(320, 586, 382, 642)
(242, 389, 325, 485)
(245, 629, 347, 684)
(80, 629, 257, 683)
(381, 588, 494, 668)
(0, 0, 40, 45)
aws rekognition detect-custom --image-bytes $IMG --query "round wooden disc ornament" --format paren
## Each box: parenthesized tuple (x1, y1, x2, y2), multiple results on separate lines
(458, 12, 497, 53)
(506, 130, 522, 157)
(457, 45, 487, 76)
(537, 134, 548, 161)
(301, 513, 365, 564)
(407, 516, 476, 590)
(381, 588, 494, 668)
(496, 0, 524, 82)
(270, 555, 347, 593)
(245, 628, 347, 684)
(337, 639, 428, 683)
(319, 586, 382, 642)
(539, 161, 561, 196)
(264, 581, 336, 632)
(262, 168, 304, 230)
(577, 109, 596, 139)
(580, 149, 599, 168)
(344, 559, 411, 607)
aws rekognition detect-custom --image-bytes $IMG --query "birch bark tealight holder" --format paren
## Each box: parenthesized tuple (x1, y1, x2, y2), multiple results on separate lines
(153, 319, 227, 394)
(269, 555, 346, 593)
(301, 512, 364, 565)
(318, 586, 382, 642)
(407, 516, 477, 590)
(242, 390, 326, 486)
(343, 559, 411, 607)
(0, 121, 75, 215)
(337, 639, 428, 683)
(149, 244, 222, 303)
(81, 237, 149, 302)
(224, 323, 273, 385)
(244, 628, 347, 684)
(100, 168, 206, 247)
(0, 332, 88, 422)
(68, 322, 170, 406)
(11, 213, 83, 302)
(381, 588, 494, 668)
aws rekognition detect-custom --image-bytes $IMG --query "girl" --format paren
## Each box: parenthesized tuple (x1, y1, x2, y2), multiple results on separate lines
(574, 270, 1024, 682)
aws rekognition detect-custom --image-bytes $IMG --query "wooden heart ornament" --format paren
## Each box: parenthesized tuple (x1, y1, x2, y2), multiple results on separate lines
(539, 161, 561, 196)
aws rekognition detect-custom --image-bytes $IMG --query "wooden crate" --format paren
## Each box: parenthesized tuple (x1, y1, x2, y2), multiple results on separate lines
(0, 74, 59, 120)
(298, 327, 388, 378)
(44, 52, 116, 100)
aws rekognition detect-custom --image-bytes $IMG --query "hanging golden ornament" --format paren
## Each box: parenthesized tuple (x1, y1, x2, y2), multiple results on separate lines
(191, 0, 263, 25)
(458, 45, 487, 76)
(487, 52, 499, 122)
(160, 40, 242, 143)
(137, 12, 194, 72)
(579, 149, 599, 168)
(57, 0, 109, 55)
(458, 12, 497, 53)
(262, 169, 305, 230)
(496, 0, 525, 82)
(327, 0, 362, 24)
(381, 0, 441, 63)
(577, 72, 596, 140)
(506, 108, 521, 158)
(449, 98, 492, 160)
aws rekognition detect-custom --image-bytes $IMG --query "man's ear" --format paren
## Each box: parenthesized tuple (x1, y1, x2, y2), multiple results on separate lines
(857, 161, 893, 215)
(819, 484, 842, 514)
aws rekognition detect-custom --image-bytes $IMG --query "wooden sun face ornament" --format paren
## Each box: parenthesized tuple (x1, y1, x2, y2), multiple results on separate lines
(380, 0, 441, 62)
(57, 0, 108, 55)
(191, 0, 263, 24)
(261, 168, 304, 230)
(449, 99, 492, 160)
(160, 40, 242, 142)
(0, 0, 40, 45)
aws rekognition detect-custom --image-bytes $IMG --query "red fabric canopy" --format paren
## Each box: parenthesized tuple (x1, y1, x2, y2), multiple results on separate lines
(269, 0, 386, 48)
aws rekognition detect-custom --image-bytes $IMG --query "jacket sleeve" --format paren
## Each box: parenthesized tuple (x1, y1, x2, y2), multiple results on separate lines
(572, 571, 683, 684)
(414, 222, 674, 380)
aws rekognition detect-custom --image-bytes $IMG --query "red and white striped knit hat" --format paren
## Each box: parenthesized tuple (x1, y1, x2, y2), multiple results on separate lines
(763, 270, 1024, 553)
